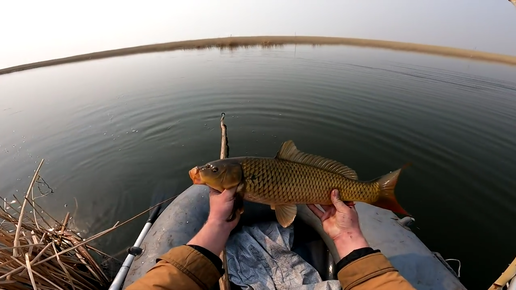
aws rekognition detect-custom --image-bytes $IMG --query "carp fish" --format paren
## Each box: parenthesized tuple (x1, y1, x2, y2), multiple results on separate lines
(189, 140, 409, 227)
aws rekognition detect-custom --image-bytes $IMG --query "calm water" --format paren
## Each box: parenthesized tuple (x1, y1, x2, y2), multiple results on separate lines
(1, 46, 516, 288)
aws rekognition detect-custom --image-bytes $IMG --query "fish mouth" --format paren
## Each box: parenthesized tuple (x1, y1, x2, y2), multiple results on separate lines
(189, 167, 204, 184)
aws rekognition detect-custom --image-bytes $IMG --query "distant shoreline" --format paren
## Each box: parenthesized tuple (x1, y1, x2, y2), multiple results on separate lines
(1, 36, 516, 75)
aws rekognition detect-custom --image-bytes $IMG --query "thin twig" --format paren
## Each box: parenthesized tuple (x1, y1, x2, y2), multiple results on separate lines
(30, 243, 53, 266)
(24, 253, 38, 290)
(30, 231, 38, 245)
(0, 243, 44, 251)
(31, 200, 61, 225)
(85, 245, 122, 264)
(39, 232, 47, 244)
(70, 236, 109, 285)
(0, 180, 177, 286)
(27, 231, 37, 257)
(57, 212, 70, 246)
(8, 196, 23, 216)
(31, 187, 41, 231)
(31, 195, 177, 269)
(13, 159, 44, 257)
(70, 197, 79, 229)
(60, 213, 70, 234)
(51, 241, 75, 290)
(43, 261, 94, 290)
(24, 197, 54, 231)
(218, 112, 230, 290)
(11, 257, 64, 290)
(30, 199, 82, 239)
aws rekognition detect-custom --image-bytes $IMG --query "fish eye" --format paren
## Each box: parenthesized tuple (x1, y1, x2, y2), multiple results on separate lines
(211, 167, 218, 173)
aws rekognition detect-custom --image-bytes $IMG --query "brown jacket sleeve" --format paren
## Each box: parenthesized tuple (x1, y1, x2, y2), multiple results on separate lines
(126, 245, 222, 290)
(338, 252, 415, 290)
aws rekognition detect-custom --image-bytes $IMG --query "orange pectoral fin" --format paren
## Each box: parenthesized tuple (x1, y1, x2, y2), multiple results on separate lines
(189, 167, 204, 184)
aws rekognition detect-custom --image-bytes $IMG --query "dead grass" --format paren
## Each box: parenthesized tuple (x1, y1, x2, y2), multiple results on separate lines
(0, 159, 176, 289)
(1, 36, 515, 75)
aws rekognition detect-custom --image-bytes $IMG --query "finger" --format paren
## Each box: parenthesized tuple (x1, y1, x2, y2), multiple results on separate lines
(321, 205, 334, 212)
(226, 204, 241, 222)
(307, 204, 324, 219)
(230, 210, 242, 224)
(221, 187, 237, 201)
(330, 189, 351, 213)
(321, 208, 335, 221)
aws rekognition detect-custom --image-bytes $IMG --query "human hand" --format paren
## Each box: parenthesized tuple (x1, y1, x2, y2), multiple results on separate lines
(308, 189, 369, 259)
(207, 187, 240, 232)
(187, 187, 240, 256)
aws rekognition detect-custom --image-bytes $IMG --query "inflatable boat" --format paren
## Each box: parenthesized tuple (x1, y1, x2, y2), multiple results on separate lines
(112, 184, 466, 290)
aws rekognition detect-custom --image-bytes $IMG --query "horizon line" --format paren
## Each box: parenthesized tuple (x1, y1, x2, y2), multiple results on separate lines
(1, 35, 516, 75)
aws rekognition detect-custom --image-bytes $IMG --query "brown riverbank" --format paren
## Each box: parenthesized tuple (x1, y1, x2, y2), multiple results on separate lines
(2, 36, 516, 75)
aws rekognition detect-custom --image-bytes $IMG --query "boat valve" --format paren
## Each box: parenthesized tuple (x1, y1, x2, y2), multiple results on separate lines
(128, 246, 143, 256)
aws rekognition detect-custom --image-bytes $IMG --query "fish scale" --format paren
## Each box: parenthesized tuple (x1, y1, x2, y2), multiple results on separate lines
(189, 140, 408, 227)
(240, 157, 379, 205)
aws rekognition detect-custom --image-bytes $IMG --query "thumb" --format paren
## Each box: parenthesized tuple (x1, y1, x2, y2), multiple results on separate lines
(330, 189, 350, 213)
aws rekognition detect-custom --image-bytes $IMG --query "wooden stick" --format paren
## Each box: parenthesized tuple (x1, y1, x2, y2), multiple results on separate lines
(218, 112, 231, 290)
(59, 213, 70, 233)
(488, 257, 516, 290)
(220, 113, 228, 159)
(57, 212, 70, 246)
(24, 253, 38, 290)
(13, 159, 44, 257)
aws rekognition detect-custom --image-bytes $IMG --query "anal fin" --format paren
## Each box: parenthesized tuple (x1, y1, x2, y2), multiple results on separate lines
(274, 204, 297, 228)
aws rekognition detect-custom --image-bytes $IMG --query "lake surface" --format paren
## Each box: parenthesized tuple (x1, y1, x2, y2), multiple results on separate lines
(1, 45, 516, 288)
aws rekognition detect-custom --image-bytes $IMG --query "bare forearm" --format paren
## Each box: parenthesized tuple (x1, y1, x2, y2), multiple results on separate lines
(187, 220, 232, 256)
(334, 230, 369, 259)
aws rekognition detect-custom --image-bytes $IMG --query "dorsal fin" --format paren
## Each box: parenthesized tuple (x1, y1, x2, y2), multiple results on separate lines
(275, 140, 358, 180)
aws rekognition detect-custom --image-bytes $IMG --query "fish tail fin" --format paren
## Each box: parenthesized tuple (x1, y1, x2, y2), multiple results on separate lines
(373, 168, 410, 216)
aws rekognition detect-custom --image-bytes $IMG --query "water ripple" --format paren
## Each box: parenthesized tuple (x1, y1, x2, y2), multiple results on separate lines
(0, 46, 515, 288)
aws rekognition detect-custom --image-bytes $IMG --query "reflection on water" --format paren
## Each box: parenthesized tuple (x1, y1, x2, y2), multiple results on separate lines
(0, 46, 515, 288)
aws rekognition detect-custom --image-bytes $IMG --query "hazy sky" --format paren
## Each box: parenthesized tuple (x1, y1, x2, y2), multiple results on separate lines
(1, 0, 515, 69)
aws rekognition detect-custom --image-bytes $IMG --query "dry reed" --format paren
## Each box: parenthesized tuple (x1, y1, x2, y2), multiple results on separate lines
(0, 159, 176, 289)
